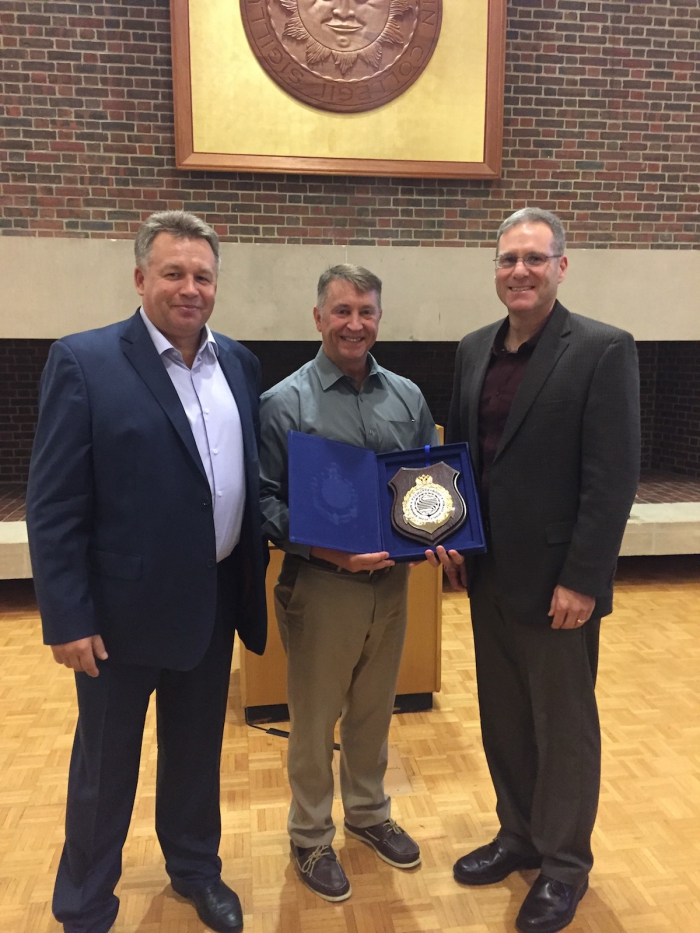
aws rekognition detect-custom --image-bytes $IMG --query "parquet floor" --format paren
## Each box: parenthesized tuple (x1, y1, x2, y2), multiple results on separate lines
(0, 556, 699, 933)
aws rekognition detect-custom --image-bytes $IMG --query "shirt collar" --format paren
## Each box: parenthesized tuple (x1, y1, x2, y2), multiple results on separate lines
(492, 307, 554, 358)
(139, 307, 218, 360)
(312, 347, 382, 391)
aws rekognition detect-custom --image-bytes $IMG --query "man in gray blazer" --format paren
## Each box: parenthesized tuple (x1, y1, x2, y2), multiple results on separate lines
(428, 208, 640, 933)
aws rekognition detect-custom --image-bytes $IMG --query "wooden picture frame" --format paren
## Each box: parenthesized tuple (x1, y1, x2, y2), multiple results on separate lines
(171, 0, 506, 179)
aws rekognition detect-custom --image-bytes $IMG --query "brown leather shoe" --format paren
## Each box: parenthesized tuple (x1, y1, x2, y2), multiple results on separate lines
(344, 818, 421, 868)
(453, 839, 542, 885)
(290, 843, 351, 902)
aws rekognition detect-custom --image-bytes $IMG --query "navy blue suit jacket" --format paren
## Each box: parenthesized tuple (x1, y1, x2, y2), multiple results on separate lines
(27, 311, 267, 669)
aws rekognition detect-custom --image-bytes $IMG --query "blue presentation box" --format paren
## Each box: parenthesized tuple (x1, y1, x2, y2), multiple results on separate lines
(287, 431, 486, 561)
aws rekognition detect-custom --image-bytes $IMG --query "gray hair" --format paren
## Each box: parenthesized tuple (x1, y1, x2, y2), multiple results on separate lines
(317, 264, 383, 310)
(496, 207, 566, 255)
(134, 210, 221, 271)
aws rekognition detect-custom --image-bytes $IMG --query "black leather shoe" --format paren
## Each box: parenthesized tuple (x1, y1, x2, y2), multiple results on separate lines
(516, 875, 588, 933)
(453, 839, 542, 886)
(171, 878, 244, 933)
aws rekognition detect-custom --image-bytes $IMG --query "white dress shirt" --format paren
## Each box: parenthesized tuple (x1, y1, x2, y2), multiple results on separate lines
(140, 308, 246, 562)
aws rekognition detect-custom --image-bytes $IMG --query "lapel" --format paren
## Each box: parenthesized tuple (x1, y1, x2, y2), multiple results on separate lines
(494, 301, 571, 462)
(120, 311, 207, 481)
(468, 323, 500, 466)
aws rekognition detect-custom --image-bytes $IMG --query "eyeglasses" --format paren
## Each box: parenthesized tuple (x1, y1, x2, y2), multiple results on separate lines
(494, 253, 563, 270)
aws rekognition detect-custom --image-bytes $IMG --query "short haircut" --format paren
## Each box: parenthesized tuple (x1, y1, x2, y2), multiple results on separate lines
(496, 207, 566, 256)
(134, 210, 220, 271)
(317, 264, 383, 310)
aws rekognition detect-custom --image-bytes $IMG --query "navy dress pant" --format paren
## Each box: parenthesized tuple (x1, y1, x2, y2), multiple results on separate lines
(53, 565, 236, 933)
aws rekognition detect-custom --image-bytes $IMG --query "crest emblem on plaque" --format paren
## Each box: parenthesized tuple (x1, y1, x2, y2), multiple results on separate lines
(240, 0, 443, 113)
(389, 462, 467, 545)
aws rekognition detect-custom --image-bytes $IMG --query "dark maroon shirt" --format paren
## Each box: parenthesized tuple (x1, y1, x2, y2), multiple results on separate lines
(479, 311, 553, 497)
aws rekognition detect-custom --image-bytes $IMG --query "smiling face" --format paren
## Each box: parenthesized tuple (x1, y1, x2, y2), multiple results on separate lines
(495, 222, 568, 323)
(297, 0, 391, 52)
(135, 232, 218, 356)
(313, 278, 382, 379)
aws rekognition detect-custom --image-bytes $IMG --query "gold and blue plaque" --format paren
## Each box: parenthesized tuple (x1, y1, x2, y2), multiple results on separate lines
(287, 432, 485, 561)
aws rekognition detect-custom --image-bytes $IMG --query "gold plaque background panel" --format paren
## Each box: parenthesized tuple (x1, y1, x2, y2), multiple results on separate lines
(240, 0, 442, 114)
(189, 0, 488, 164)
(389, 462, 467, 546)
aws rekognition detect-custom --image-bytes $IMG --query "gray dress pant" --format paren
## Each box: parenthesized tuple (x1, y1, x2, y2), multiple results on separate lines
(469, 555, 601, 886)
(275, 554, 409, 848)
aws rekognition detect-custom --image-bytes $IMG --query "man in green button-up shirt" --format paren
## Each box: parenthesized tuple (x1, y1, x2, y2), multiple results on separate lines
(260, 264, 437, 902)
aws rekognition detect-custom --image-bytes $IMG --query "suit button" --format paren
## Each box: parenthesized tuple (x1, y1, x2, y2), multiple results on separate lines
(207, 559, 215, 568)
(202, 499, 210, 508)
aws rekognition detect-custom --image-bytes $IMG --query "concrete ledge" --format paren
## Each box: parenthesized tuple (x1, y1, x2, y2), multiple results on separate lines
(620, 503, 700, 557)
(1, 239, 700, 342)
(1, 505, 699, 580)
(0, 522, 32, 579)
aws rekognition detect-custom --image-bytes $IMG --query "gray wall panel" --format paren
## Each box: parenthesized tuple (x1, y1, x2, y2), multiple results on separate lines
(1, 239, 698, 341)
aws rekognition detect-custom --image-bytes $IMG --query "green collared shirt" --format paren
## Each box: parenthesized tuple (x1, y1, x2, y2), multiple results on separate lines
(260, 347, 439, 557)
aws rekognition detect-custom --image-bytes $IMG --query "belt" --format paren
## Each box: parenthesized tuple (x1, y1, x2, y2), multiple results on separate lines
(307, 554, 392, 577)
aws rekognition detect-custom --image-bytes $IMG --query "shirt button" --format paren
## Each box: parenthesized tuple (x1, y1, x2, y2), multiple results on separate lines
(204, 408, 210, 414)
(217, 491, 222, 497)
(212, 448, 218, 454)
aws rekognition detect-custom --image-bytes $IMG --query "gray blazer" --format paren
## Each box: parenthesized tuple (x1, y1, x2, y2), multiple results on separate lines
(446, 301, 641, 623)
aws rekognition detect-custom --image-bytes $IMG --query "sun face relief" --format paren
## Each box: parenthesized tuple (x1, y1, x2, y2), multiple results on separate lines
(281, 0, 412, 75)
(240, 0, 442, 113)
(297, 0, 391, 53)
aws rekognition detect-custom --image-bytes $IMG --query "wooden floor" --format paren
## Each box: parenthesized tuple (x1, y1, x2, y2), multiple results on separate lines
(1, 556, 699, 933)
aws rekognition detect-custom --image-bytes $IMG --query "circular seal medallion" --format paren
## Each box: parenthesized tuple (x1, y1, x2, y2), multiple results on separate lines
(402, 473, 454, 533)
(240, 0, 443, 114)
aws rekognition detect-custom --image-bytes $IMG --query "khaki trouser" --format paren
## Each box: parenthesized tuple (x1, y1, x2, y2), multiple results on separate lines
(275, 554, 409, 848)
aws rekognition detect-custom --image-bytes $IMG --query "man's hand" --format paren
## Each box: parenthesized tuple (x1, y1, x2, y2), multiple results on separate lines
(310, 546, 394, 573)
(548, 585, 595, 630)
(425, 546, 468, 592)
(51, 635, 108, 677)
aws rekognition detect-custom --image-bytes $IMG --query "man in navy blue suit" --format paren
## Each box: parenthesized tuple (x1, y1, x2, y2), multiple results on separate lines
(26, 211, 267, 933)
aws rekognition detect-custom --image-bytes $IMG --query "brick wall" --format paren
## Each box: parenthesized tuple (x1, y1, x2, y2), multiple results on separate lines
(0, 0, 698, 246)
(1, 0, 698, 482)
(0, 339, 52, 482)
(0, 337, 693, 483)
(637, 341, 657, 467)
(652, 342, 700, 475)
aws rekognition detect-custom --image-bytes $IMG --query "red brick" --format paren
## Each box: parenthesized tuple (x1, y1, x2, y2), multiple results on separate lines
(0, 1, 697, 248)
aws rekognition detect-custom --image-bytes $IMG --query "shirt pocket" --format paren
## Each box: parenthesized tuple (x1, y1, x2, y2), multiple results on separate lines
(384, 419, 419, 450)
